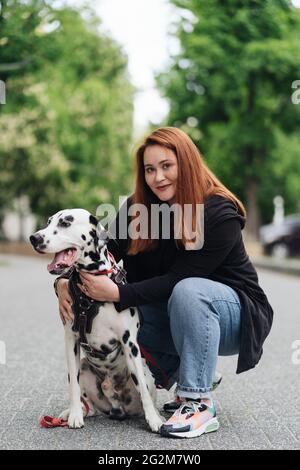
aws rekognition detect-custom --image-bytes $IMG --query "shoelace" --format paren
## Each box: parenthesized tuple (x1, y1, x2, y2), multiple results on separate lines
(175, 400, 208, 418)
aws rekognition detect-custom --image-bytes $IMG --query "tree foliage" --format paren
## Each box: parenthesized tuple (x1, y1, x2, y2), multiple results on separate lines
(0, 0, 134, 236)
(158, 0, 300, 236)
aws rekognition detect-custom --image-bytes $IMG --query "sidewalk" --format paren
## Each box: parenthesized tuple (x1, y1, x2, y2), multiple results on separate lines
(252, 255, 300, 276)
(0, 254, 300, 450)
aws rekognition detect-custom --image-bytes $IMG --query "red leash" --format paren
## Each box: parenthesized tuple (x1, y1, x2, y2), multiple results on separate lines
(139, 345, 169, 389)
(40, 397, 90, 428)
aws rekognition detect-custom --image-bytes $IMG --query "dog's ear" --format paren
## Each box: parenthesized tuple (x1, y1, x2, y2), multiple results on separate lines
(95, 224, 110, 253)
(89, 214, 99, 227)
(89, 214, 110, 253)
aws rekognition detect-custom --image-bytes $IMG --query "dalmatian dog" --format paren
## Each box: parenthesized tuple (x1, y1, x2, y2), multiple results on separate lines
(30, 208, 164, 432)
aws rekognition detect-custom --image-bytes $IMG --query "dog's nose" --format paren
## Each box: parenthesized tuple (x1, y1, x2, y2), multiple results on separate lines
(30, 233, 44, 247)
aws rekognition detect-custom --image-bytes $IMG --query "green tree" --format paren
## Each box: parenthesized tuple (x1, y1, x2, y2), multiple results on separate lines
(158, 0, 300, 239)
(0, 1, 134, 239)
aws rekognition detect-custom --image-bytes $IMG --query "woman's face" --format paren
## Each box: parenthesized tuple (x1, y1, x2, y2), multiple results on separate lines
(144, 145, 178, 204)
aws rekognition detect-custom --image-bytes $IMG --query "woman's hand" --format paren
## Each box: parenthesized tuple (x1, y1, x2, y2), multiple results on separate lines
(78, 272, 120, 302)
(56, 278, 74, 325)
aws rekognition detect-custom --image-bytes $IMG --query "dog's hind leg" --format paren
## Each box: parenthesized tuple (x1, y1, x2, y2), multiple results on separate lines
(63, 325, 84, 428)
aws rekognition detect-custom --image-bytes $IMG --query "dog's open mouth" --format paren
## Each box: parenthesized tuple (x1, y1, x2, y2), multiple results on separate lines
(47, 248, 78, 274)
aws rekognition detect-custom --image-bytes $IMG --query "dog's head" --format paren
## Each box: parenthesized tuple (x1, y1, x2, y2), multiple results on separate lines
(29, 208, 110, 275)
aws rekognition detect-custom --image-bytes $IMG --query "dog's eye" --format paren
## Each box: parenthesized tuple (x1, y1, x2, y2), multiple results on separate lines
(58, 218, 71, 228)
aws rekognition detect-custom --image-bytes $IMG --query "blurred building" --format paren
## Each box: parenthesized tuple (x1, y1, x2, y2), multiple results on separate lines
(2, 196, 36, 242)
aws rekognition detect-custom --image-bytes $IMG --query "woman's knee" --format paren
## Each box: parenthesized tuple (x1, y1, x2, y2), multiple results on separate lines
(167, 277, 211, 318)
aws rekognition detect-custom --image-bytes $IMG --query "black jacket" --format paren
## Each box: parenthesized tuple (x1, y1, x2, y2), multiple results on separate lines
(107, 194, 274, 374)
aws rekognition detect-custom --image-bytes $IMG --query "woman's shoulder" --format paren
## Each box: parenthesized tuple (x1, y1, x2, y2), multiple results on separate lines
(204, 194, 237, 214)
(204, 194, 245, 230)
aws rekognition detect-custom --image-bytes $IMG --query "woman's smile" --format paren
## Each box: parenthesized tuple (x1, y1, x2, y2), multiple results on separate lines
(156, 183, 172, 192)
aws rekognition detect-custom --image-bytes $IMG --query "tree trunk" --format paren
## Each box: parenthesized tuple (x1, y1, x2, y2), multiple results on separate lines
(245, 177, 260, 242)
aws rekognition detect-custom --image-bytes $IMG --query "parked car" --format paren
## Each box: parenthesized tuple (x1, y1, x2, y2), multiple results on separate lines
(259, 214, 300, 258)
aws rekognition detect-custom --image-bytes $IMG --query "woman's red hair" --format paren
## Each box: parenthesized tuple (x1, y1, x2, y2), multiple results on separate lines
(128, 127, 246, 255)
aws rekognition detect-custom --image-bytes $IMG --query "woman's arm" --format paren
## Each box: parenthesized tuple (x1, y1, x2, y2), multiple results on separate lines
(117, 218, 241, 310)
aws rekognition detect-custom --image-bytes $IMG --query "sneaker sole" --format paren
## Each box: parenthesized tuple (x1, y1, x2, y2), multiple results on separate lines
(160, 417, 219, 439)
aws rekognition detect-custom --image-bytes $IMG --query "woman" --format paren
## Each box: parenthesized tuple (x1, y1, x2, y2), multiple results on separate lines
(56, 127, 273, 439)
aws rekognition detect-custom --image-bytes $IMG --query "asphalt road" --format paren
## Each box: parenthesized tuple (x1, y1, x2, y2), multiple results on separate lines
(0, 254, 299, 450)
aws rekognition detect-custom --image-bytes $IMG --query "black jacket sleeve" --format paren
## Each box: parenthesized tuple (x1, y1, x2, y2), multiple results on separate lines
(106, 197, 132, 262)
(118, 217, 241, 310)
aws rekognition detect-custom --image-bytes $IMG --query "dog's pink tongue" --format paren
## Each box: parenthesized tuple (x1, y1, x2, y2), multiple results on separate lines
(47, 249, 74, 272)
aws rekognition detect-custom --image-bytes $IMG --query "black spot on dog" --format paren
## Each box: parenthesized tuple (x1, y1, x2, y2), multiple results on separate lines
(83, 393, 87, 398)
(68, 374, 70, 383)
(131, 373, 138, 386)
(65, 215, 74, 222)
(136, 323, 139, 329)
(84, 252, 89, 257)
(129, 341, 133, 348)
(81, 234, 86, 241)
(74, 344, 78, 356)
(101, 344, 112, 355)
(109, 338, 117, 345)
(87, 241, 91, 246)
(113, 374, 121, 382)
(122, 391, 132, 406)
(53, 231, 57, 235)
(89, 251, 99, 262)
(77, 372, 80, 383)
(89, 229, 96, 238)
(57, 217, 72, 228)
(46, 240, 49, 244)
(131, 344, 138, 357)
(79, 262, 101, 271)
(89, 215, 98, 227)
(122, 330, 130, 344)
(130, 308, 135, 317)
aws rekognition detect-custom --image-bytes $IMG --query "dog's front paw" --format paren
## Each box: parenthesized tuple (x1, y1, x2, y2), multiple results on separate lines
(67, 408, 84, 429)
(147, 413, 165, 433)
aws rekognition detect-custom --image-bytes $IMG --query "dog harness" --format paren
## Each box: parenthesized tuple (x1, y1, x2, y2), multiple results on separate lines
(68, 252, 127, 360)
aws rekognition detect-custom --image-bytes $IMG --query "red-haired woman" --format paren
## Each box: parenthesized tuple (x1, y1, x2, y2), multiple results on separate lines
(56, 127, 273, 439)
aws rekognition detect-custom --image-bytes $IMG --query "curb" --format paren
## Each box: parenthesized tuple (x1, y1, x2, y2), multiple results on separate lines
(252, 256, 300, 276)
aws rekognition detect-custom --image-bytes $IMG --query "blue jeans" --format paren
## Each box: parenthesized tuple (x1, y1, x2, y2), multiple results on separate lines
(137, 277, 241, 399)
